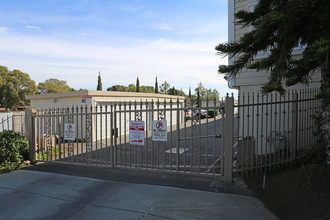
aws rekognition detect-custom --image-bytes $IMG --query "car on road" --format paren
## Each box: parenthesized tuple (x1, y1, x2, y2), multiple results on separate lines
(194, 109, 208, 119)
(185, 108, 208, 120)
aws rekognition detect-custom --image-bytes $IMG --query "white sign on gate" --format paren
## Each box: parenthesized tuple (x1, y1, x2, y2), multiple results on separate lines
(152, 120, 167, 142)
(64, 123, 75, 141)
(81, 95, 92, 105)
(129, 121, 145, 145)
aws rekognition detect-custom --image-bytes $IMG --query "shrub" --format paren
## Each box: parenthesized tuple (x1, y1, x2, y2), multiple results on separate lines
(208, 109, 219, 118)
(0, 130, 29, 171)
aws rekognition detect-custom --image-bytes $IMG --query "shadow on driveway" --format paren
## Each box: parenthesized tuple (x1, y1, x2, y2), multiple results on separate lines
(22, 162, 253, 196)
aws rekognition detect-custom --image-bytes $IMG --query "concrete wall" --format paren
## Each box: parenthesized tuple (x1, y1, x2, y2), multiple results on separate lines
(0, 112, 25, 135)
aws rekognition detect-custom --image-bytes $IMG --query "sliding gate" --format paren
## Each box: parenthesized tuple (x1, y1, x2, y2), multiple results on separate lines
(26, 96, 235, 182)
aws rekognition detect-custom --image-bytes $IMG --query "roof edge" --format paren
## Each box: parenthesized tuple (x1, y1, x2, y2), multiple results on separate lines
(26, 90, 186, 100)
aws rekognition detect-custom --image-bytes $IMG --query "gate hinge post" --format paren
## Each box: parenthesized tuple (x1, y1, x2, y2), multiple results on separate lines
(224, 94, 234, 183)
(25, 108, 37, 164)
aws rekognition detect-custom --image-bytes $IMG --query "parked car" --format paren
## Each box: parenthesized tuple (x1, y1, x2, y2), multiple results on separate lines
(194, 109, 207, 119)
(185, 108, 207, 120)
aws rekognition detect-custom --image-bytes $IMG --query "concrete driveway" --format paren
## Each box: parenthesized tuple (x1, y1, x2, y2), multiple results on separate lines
(0, 164, 278, 220)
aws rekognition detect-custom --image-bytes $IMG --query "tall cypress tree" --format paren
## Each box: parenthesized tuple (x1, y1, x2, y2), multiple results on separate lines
(136, 76, 140, 92)
(189, 87, 191, 98)
(97, 71, 102, 91)
(155, 76, 159, 93)
(196, 89, 200, 107)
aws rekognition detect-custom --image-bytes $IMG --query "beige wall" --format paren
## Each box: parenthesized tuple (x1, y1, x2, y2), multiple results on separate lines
(29, 97, 82, 109)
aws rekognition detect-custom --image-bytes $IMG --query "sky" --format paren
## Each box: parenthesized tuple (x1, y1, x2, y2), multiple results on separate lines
(0, 0, 235, 97)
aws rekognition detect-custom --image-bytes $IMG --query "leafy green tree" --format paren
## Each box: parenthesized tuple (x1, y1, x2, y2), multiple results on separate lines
(97, 71, 102, 91)
(136, 77, 140, 92)
(207, 89, 219, 101)
(215, 0, 330, 96)
(186, 94, 197, 105)
(159, 81, 170, 94)
(168, 87, 186, 96)
(194, 82, 219, 101)
(128, 84, 136, 92)
(140, 86, 155, 93)
(189, 87, 191, 98)
(38, 78, 73, 94)
(107, 85, 128, 92)
(0, 66, 37, 109)
(180, 89, 185, 96)
(194, 82, 206, 101)
(168, 86, 176, 95)
(0, 67, 4, 86)
(155, 76, 159, 93)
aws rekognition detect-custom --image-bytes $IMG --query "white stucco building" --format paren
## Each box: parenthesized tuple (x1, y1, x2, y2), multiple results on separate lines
(26, 90, 186, 141)
(227, 0, 321, 93)
(226, 1, 321, 158)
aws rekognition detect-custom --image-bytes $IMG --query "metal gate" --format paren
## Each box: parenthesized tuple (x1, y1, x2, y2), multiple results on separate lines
(25, 95, 235, 182)
(233, 89, 322, 176)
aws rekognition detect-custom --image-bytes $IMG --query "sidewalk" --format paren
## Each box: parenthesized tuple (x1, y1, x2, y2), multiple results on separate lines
(0, 163, 278, 220)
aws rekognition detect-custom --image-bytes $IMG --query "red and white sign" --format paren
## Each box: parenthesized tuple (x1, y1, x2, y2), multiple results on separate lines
(129, 121, 145, 145)
(152, 120, 167, 142)
(64, 123, 75, 141)
(81, 95, 92, 105)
